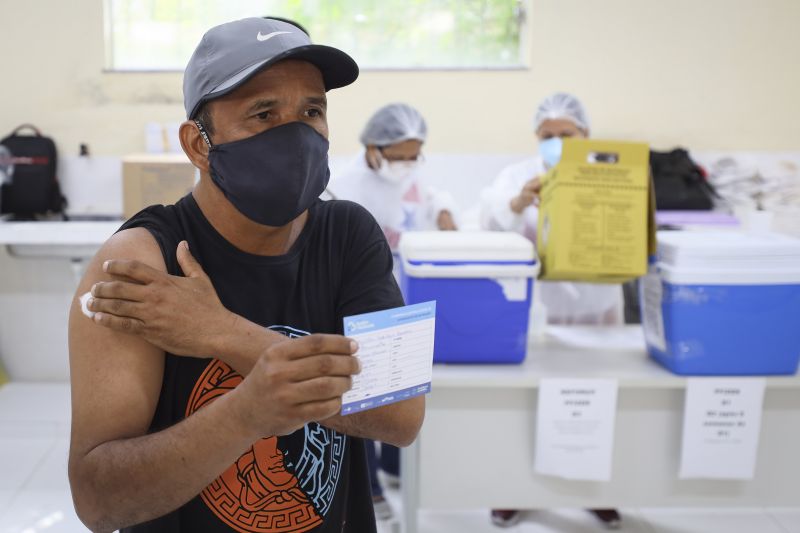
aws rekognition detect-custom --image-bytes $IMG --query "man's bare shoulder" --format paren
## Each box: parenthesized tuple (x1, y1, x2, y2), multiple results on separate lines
(69, 225, 167, 363)
(68, 226, 170, 455)
(68, 226, 167, 361)
(96, 227, 165, 270)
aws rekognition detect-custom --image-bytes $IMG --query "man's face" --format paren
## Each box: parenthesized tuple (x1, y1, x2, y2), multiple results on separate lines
(536, 118, 587, 141)
(205, 59, 328, 144)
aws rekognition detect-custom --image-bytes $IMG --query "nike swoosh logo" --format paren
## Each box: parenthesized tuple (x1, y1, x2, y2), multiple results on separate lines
(257, 31, 291, 42)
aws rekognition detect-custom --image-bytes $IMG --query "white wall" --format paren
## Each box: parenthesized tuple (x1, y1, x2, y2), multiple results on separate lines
(1, 0, 799, 158)
(0, 248, 76, 381)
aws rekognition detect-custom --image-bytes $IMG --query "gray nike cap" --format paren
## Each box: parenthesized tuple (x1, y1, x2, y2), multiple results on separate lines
(183, 17, 359, 119)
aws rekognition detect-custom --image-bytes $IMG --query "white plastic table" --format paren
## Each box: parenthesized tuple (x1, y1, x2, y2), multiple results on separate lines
(400, 326, 800, 533)
(0, 220, 120, 257)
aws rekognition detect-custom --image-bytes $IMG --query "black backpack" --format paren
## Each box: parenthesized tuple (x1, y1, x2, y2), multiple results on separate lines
(0, 124, 67, 219)
(650, 148, 717, 211)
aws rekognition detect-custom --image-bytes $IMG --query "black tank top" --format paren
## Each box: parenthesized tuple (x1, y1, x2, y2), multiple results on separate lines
(119, 194, 403, 533)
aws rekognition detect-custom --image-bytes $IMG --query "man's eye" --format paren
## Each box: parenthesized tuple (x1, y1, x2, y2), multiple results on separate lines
(256, 111, 270, 120)
(307, 108, 323, 118)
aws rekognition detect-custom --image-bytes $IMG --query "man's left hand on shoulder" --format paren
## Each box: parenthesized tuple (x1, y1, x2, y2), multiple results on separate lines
(85, 240, 237, 358)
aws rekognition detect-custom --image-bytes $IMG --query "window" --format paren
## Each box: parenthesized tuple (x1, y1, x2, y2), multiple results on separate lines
(105, 0, 526, 71)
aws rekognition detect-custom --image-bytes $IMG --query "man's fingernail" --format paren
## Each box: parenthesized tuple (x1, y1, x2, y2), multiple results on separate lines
(93, 312, 103, 322)
(350, 340, 358, 353)
(182, 241, 189, 251)
(91, 283, 100, 296)
(355, 358, 362, 373)
(86, 297, 94, 309)
(102, 261, 110, 272)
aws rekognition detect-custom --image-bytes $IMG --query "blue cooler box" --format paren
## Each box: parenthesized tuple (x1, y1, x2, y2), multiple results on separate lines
(398, 232, 539, 364)
(642, 230, 800, 376)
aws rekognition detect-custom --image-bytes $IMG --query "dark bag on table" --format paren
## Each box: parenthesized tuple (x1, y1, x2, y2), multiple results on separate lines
(650, 148, 716, 210)
(0, 124, 67, 219)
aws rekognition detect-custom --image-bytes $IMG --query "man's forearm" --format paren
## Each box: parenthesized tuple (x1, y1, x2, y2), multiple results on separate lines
(215, 315, 286, 376)
(215, 320, 425, 446)
(70, 389, 256, 532)
(320, 396, 425, 447)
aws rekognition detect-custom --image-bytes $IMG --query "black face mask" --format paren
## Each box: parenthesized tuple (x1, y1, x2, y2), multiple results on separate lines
(196, 120, 330, 227)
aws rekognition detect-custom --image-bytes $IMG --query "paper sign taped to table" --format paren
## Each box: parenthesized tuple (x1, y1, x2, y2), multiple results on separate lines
(534, 378, 618, 480)
(679, 378, 765, 479)
(341, 301, 436, 415)
(641, 268, 667, 352)
(536, 139, 656, 283)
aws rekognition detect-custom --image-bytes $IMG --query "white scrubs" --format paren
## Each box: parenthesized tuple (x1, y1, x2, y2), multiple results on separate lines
(480, 156, 623, 325)
(329, 152, 457, 252)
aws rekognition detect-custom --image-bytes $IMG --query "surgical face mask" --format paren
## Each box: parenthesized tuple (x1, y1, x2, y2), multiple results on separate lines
(377, 160, 418, 185)
(539, 137, 563, 169)
(197, 121, 330, 227)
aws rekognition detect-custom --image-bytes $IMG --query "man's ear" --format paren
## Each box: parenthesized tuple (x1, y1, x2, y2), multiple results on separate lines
(365, 146, 383, 170)
(179, 120, 210, 173)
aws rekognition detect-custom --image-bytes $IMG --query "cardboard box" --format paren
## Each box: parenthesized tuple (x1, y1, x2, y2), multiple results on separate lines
(537, 138, 656, 282)
(122, 154, 196, 219)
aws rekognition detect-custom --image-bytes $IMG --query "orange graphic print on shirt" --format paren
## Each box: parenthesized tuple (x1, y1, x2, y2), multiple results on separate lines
(186, 359, 322, 533)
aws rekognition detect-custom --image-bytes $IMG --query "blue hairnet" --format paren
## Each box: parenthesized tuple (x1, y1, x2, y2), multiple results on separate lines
(360, 103, 427, 146)
(532, 92, 590, 133)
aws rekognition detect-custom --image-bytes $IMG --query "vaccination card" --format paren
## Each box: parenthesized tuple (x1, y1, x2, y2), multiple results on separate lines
(341, 301, 436, 415)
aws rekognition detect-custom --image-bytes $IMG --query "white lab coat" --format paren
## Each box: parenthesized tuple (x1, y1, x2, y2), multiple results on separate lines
(480, 156, 623, 325)
(329, 152, 457, 251)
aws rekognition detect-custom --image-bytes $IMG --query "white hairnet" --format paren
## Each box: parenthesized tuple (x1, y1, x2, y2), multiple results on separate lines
(359, 103, 428, 146)
(532, 92, 590, 133)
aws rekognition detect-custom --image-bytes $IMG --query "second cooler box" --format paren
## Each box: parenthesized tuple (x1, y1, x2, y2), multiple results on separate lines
(399, 232, 539, 364)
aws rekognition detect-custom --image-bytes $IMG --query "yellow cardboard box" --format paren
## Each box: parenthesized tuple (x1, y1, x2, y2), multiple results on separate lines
(537, 138, 655, 282)
(122, 154, 196, 219)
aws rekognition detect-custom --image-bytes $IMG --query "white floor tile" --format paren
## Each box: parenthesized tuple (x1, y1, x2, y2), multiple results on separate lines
(25, 438, 70, 491)
(770, 508, 800, 533)
(383, 484, 515, 533)
(376, 516, 402, 533)
(0, 420, 60, 440)
(640, 507, 787, 533)
(0, 383, 71, 431)
(383, 479, 650, 533)
(0, 491, 16, 517)
(515, 508, 653, 532)
(0, 489, 84, 533)
(392, 508, 652, 533)
(418, 508, 525, 533)
(0, 437, 52, 490)
(375, 486, 403, 533)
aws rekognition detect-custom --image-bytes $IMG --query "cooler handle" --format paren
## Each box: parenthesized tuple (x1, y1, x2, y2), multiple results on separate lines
(402, 259, 540, 279)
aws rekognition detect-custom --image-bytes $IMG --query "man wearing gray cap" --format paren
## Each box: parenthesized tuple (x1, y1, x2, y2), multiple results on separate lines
(67, 17, 422, 533)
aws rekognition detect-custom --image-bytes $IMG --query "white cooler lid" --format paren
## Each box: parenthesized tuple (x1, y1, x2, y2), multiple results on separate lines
(399, 231, 536, 263)
(656, 263, 800, 285)
(657, 230, 800, 269)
